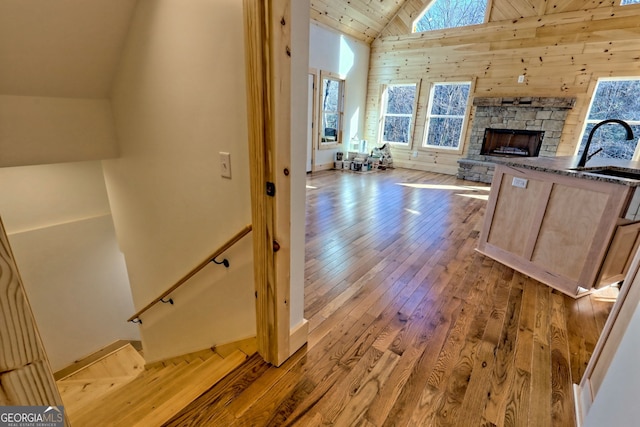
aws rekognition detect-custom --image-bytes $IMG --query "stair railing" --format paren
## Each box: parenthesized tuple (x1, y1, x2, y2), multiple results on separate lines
(127, 224, 253, 324)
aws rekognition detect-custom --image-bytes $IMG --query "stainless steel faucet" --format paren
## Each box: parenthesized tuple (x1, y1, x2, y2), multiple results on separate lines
(577, 119, 634, 168)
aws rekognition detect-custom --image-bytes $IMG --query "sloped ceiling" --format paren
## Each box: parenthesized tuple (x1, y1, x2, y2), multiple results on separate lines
(0, 0, 138, 98)
(311, 0, 618, 43)
(310, 0, 412, 44)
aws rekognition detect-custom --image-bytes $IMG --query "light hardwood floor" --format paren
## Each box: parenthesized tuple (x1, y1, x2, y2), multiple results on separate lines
(165, 168, 614, 426)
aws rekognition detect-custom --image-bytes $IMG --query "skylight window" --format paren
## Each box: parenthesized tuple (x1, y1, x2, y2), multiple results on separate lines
(413, 0, 488, 32)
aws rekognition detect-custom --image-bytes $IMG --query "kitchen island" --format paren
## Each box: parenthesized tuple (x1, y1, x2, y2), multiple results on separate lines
(477, 156, 640, 297)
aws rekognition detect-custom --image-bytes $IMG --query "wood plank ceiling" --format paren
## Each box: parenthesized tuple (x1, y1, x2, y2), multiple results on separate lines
(310, 0, 619, 44)
(310, 0, 409, 44)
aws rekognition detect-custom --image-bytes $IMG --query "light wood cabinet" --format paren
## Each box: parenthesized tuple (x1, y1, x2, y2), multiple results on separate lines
(597, 221, 640, 287)
(478, 164, 634, 297)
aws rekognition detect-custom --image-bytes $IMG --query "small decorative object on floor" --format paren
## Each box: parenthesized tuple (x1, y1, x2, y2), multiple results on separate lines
(372, 143, 393, 168)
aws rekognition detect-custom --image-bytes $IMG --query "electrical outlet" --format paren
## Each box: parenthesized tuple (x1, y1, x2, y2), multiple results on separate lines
(517, 75, 525, 83)
(412, 151, 418, 158)
(220, 152, 231, 178)
(512, 177, 528, 188)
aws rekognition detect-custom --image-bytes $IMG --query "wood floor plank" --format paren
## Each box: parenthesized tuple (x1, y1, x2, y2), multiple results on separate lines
(162, 168, 616, 427)
(529, 285, 552, 427)
(549, 292, 576, 427)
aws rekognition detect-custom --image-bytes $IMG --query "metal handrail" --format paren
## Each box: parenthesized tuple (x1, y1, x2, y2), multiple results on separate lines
(127, 224, 253, 323)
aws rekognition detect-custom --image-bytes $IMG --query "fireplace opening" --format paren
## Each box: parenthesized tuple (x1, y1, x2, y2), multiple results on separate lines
(481, 129, 545, 157)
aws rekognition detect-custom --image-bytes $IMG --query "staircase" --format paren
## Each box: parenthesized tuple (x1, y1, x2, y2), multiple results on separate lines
(57, 340, 255, 426)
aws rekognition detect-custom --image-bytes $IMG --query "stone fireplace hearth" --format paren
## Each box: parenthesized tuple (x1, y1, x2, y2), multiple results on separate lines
(457, 97, 575, 183)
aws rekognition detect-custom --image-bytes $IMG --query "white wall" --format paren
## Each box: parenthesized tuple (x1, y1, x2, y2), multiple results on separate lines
(309, 22, 370, 169)
(583, 301, 640, 426)
(103, 0, 256, 362)
(0, 95, 118, 167)
(0, 161, 138, 371)
(290, 0, 310, 331)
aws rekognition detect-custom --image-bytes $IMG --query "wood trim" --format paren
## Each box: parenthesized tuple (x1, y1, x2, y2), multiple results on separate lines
(0, 216, 66, 419)
(523, 181, 553, 260)
(477, 169, 504, 251)
(318, 70, 346, 148)
(127, 225, 253, 322)
(308, 70, 318, 172)
(243, 0, 292, 366)
(476, 245, 580, 297)
(270, 0, 293, 366)
(315, 162, 335, 171)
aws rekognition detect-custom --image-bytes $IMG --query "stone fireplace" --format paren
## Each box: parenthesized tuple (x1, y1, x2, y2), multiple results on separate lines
(457, 97, 575, 183)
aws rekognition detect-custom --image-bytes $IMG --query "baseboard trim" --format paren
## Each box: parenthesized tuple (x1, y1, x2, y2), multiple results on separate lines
(574, 384, 584, 427)
(315, 162, 333, 171)
(289, 318, 309, 357)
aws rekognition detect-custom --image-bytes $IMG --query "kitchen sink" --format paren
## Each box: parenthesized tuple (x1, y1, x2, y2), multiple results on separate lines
(572, 166, 640, 180)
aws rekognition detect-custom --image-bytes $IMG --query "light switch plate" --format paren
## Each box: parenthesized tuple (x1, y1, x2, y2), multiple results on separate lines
(220, 152, 231, 178)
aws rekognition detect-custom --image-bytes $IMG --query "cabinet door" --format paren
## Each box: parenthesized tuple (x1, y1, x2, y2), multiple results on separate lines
(531, 183, 609, 282)
(597, 221, 640, 288)
(485, 172, 549, 257)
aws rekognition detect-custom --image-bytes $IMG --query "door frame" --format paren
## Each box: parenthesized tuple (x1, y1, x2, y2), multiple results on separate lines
(307, 68, 319, 173)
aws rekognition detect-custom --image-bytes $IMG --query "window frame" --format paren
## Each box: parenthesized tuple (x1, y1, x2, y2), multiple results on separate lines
(412, 0, 490, 33)
(318, 70, 345, 150)
(576, 77, 640, 161)
(378, 81, 421, 147)
(422, 81, 472, 154)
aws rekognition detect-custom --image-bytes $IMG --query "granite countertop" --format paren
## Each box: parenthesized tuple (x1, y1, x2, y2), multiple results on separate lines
(490, 156, 640, 187)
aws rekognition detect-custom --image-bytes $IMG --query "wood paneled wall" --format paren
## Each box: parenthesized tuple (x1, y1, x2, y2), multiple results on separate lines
(366, 3, 640, 174)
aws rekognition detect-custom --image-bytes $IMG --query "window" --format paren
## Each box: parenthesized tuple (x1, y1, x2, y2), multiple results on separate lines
(379, 83, 418, 145)
(413, 0, 488, 32)
(577, 78, 640, 160)
(320, 72, 345, 146)
(621, 0, 640, 5)
(423, 82, 471, 150)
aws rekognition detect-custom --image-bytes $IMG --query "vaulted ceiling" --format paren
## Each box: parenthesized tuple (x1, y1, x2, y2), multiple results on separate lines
(310, 0, 623, 44)
(310, 0, 411, 44)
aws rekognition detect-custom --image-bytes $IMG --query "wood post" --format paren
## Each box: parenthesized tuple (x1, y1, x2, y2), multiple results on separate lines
(0, 217, 68, 424)
(243, 0, 292, 366)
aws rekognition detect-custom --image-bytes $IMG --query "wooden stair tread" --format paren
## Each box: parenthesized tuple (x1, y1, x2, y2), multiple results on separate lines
(130, 350, 248, 426)
(145, 347, 218, 369)
(68, 359, 201, 425)
(54, 340, 142, 381)
(66, 350, 247, 427)
(60, 343, 145, 381)
(59, 376, 137, 419)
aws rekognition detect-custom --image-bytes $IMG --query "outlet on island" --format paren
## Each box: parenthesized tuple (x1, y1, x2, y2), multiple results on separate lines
(511, 177, 528, 188)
